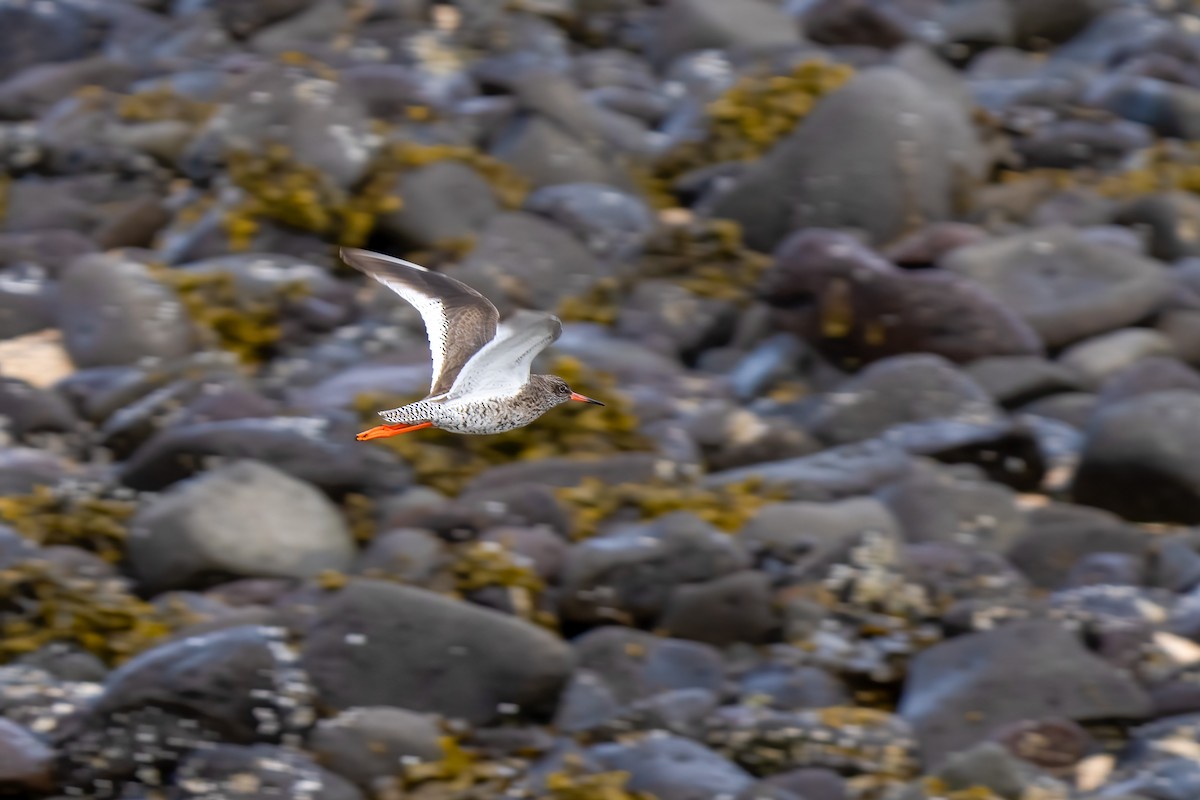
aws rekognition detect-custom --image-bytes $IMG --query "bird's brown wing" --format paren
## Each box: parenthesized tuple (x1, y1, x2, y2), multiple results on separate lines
(341, 248, 500, 397)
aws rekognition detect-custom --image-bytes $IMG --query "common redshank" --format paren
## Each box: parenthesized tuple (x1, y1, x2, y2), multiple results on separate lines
(342, 248, 604, 441)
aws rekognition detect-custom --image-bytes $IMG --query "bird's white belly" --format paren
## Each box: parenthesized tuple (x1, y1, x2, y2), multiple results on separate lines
(432, 394, 544, 435)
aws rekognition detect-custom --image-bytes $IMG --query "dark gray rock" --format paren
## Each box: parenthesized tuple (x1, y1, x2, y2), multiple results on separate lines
(933, 742, 1034, 800)
(308, 707, 444, 790)
(739, 665, 851, 711)
(1019, 392, 1097, 429)
(965, 356, 1083, 407)
(118, 416, 411, 496)
(806, 354, 998, 446)
(1014, 118, 1153, 171)
(129, 460, 355, 594)
(573, 627, 724, 705)
(491, 115, 626, 190)
(711, 67, 983, 251)
(1096, 357, 1200, 411)
(659, 570, 778, 645)
(301, 579, 572, 725)
(91, 625, 314, 744)
(0, 448, 72, 496)
(1009, 502, 1149, 589)
(206, 0, 318, 37)
(604, 688, 721, 740)
(877, 464, 1026, 552)
(0, 264, 55, 340)
(173, 744, 363, 800)
(56, 253, 195, 368)
(524, 182, 655, 262)
(15, 644, 107, 684)
(590, 734, 754, 800)
(760, 769, 848, 800)
(705, 439, 917, 501)
(0, 2, 105, 82)
(374, 160, 500, 251)
(940, 226, 1171, 348)
(898, 620, 1151, 767)
(452, 211, 613, 313)
(0, 717, 54, 793)
(1066, 552, 1146, 588)
(561, 512, 749, 626)
(1159, 309, 1200, 364)
(1116, 192, 1200, 262)
(741, 496, 901, 574)
(1059, 328, 1174, 388)
(799, 0, 913, 48)
(653, 0, 800, 64)
(553, 670, 621, 734)
(184, 63, 374, 189)
(1085, 74, 1200, 140)
(464, 453, 678, 495)
(354, 528, 445, 584)
(760, 229, 1042, 368)
(1073, 391, 1200, 523)
(0, 377, 78, 439)
(616, 280, 738, 360)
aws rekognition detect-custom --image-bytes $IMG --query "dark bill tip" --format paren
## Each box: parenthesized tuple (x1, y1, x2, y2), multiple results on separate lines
(570, 392, 605, 406)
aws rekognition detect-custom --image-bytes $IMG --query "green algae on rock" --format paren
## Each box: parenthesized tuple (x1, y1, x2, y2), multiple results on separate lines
(645, 59, 855, 206)
(0, 485, 135, 564)
(0, 560, 180, 666)
(558, 217, 770, 324)
(115, 85, 217, 126)
(354, 357, 650, 496)
(222, 139, 528, 250)
(146, 262, 302, 365)
(556, 476, 786, 540)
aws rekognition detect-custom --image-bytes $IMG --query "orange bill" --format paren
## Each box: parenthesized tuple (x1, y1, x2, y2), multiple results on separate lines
(356, 421, 433, 441)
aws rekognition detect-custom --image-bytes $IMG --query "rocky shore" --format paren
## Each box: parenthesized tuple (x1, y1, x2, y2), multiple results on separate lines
(0, 0, 1198, 798)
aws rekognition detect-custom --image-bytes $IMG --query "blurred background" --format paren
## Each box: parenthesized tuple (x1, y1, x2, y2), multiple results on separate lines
(1, 0, 1200, 798)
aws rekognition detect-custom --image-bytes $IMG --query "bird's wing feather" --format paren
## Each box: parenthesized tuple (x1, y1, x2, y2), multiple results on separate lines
(449, 310, 563, 398)
(341, 248, 500, 397)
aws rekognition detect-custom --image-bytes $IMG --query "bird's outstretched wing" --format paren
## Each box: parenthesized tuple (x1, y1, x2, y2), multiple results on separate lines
(341, 248, 500, 398)
(449, 310, 563, 399)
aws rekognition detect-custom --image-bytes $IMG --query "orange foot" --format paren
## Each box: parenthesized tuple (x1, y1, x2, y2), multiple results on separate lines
(356, 421, 433, 441)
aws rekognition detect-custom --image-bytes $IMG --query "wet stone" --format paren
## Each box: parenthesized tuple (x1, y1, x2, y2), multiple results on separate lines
(572, 627, 724, 705)
(1073, 391, 1200, 523)
(898, 619, 1151, 767)
(559, 511, 750, 626)
(0, 717, 54, 793)
(128, 460, 356, 594)
(940, 226, 1171, 348)
(56, 253, 195, 368)
(307, 707, 444, 791)
(300, 579, 572, 725)
(171, 743, 364, 800)
(590, 734, 754, 800)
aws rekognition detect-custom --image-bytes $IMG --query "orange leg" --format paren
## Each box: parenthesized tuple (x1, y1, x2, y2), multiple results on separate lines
(356, 420, 433, 441)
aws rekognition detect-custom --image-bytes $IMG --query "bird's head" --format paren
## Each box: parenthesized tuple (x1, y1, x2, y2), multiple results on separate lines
(545, 375, 604, 408)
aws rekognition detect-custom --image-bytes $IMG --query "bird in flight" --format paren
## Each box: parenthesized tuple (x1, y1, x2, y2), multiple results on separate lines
(343, 248, 604, 442)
